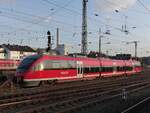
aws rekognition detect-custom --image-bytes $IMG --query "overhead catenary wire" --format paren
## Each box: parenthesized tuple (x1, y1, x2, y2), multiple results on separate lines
(0, 0, 149, 54)
(137, 0, 150, 13)
(0, 0, 148, 34)
(0, 0, 81, 36)
(0, 0, 143, 37)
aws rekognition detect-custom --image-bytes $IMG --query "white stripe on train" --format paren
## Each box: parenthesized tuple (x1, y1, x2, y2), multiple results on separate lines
(24, 71, 136, 82)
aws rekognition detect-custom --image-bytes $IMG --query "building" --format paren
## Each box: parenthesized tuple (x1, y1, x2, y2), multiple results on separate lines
(142, 57, 150, 66)
(1, 44, 37, 60)
(55, 44, 69, 55)
(36, 48, 58, 55)
(0, 45, 5, 59)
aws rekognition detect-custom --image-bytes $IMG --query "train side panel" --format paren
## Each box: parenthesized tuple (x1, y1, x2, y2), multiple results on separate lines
(15, 55, 142, 87)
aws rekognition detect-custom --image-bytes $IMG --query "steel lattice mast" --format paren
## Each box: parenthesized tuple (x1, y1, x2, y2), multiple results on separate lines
(81, 0, 88, 54)
(126, 41, 140, 58)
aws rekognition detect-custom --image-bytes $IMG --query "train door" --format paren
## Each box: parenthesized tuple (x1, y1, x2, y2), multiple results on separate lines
(113, 62, 117, 74)
(77, 61, 83, 78)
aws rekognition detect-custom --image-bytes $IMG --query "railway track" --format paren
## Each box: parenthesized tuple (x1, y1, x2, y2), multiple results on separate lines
(121, 96, 150, 113)
(0, 75, 149, 113)
(0, 74, 8, 85)
(0, 68, 146, 93)
(0, 70, 148, 113)
(16, 82, 150, 113)
(0, 72, 148, 100)
(0, 80, 147, 105)
(0, 71, 147, 97)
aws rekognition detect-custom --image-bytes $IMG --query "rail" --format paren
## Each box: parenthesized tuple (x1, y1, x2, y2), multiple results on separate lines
(121, 96, 150, 113)
(2, 81, 149, 113)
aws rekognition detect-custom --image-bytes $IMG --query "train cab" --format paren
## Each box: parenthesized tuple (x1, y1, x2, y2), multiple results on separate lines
(15, 55, 42, 86)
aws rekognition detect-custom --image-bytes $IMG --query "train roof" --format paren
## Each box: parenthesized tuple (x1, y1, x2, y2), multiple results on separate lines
(21, 54, 141, 67)
(35, 54, 135, 63)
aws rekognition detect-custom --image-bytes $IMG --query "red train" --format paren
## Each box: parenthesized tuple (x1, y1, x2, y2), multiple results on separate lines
(15, 54, 142, 86)
(0, 59, 20, 70)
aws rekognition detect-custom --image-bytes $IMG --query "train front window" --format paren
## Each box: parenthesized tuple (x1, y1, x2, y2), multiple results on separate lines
(17, 55, 41, 71)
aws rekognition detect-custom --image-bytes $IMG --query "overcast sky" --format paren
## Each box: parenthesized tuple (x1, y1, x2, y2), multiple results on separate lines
(0, 0, 150, 57)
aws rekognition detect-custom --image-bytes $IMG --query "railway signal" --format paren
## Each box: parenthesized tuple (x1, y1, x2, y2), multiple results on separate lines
(47, 30, 52, 52)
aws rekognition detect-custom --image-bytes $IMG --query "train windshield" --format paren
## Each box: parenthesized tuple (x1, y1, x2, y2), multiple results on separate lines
(17, 55, 41, 72)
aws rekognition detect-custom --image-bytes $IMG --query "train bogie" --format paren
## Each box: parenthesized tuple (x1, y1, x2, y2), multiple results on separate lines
(23, 81, 41, 87)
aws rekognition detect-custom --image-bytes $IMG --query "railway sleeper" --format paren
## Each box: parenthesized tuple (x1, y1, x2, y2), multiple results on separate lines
(58, 84, 150, 113)
(0, 77, 142, 100)
(15, 83, 150, 113)
(3, 83, 146, 111)
(54, 84, 150, 113)
(8, 83, 148, 111)
(2, 82, 149, 109)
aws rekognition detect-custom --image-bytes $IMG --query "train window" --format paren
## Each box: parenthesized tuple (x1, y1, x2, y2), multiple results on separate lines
(89, 67, 91, 72)
(108, 67, 113, 72)
(52, 61, 60, 69)
(123, 66, 132, 71)
(32, 64, 44, 71)
(68, 61, 76, 69)
(102, 67, 113, 72)
(83, 67, 89, 73)
(110, 67, 112, 72)
(59, 61, 69, 69)
(93, 67, 96, 72)
(91, 67, 94, 73)
(92, 67, 99, 73)
(81, 67, 83, 74)
(117, 67, 123, 71)
(128, 67, 133, 71)
(101, 67, 105, 72)
(83, 66, 114, 73)
(77, 67, 80, 73)
(95, 67, 99, 72)
(43, 60, 52, 70)
(43, 60, 76, 70)
(18, 55, 41, 71)
(117, 66, 133, 71)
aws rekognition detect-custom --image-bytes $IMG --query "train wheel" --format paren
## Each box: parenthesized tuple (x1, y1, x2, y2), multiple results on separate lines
(39, 81, 47, 87)
(52, 79, 58, 85)
(47, 80, 54, 85)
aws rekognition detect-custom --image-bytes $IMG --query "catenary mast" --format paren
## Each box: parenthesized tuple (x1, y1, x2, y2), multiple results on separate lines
(81, 0, 88, 54)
